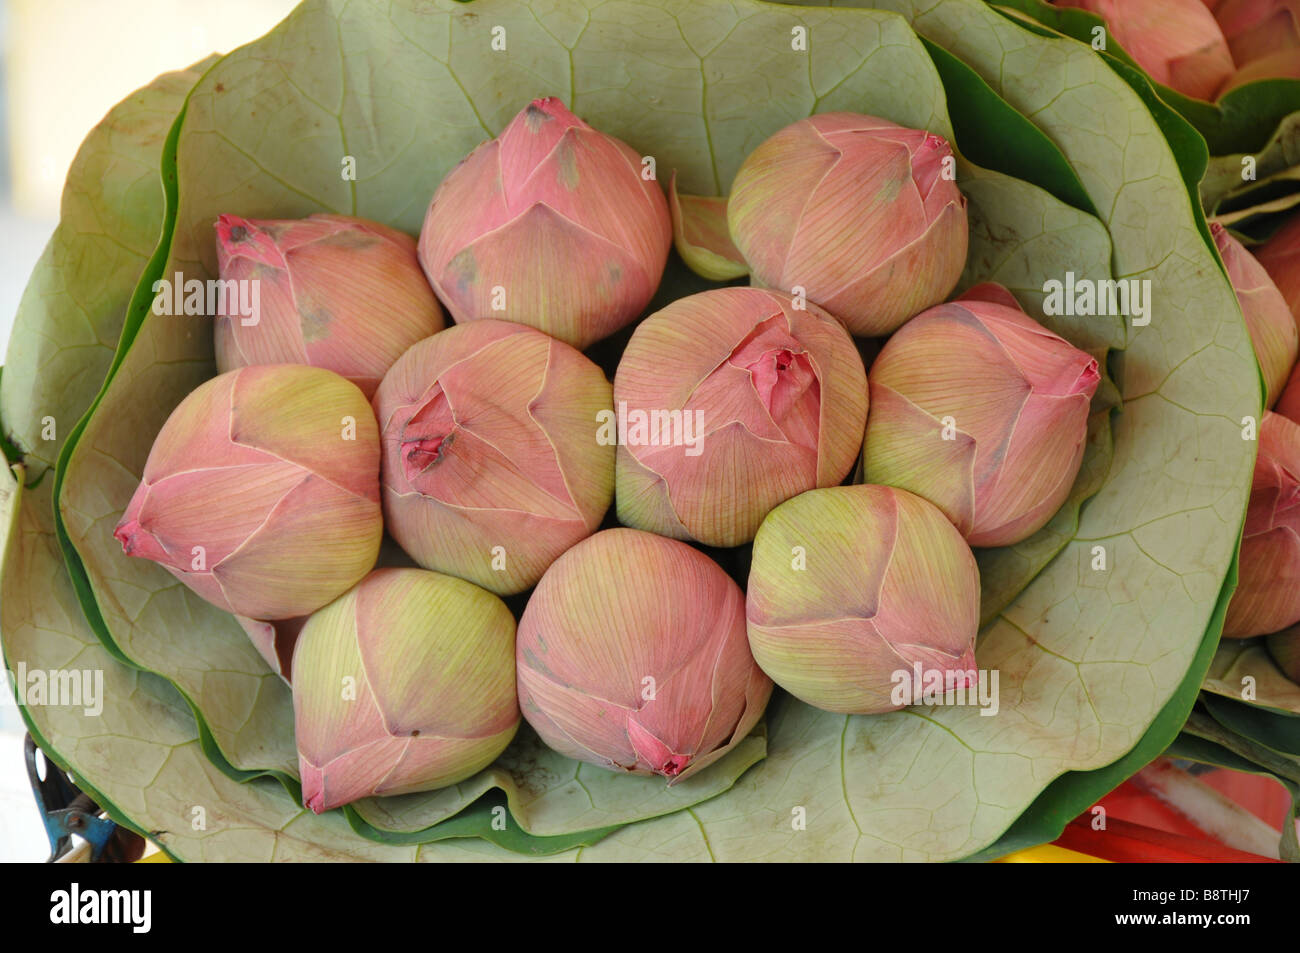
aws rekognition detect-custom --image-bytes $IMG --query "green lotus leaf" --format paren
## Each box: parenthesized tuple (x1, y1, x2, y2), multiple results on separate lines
(992, 0, 1300, 157)
(1203, 637, 1300, 716)
(1178, 711, 1300, 862)
(1201, 112, 1300, 216)
(0, 58, 219, 478)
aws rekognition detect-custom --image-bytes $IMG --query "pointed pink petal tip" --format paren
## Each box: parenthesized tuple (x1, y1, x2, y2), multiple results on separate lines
(300, 764, 330, 814)
(1211, 220, 1232, 251)
(1072, 357, 1102, 398)
(214, 213, 284, 270)
(626, 717, 692, 779)
(911, 132, 956, 196)
(527, 96, 581, 124)
(113, 517, 169, 562)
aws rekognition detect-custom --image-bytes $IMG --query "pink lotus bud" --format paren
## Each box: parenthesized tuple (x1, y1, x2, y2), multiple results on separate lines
(293, 568, 519, 812)
(1266, 625, 1300, 681)
(214, 214, 444, 398)
(1057, 0, 1235, 100)
(747, 485, 979, 714)
(1223, 411, 1300, 638)
(727, 113, 968, 336)
(1256, 212, 1300, 327)
(1213, 0, 1300, 67)
(113, 365, 382, 620)
(1213, 223, 1299, 408)
(863, 293, 1101, 548)
(374, 320, 613, 595)
(418, 98, 671, 349)
(516, 529, 771, 782)
(614, 287, 868, 547)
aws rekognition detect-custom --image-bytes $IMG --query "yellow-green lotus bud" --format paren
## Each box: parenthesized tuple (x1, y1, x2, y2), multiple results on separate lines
(293, 568, 519, 812)
(746, 484, 979, 715)
(862, 294, 1100, 548)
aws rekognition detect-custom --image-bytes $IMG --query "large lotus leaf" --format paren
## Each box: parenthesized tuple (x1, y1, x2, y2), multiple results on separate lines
(41, 0, 1258, 861)
(1203, 637, 1300, 716)
(0, 58, 218, 478)
(994, 0, 1300, 157)
(350, 724, 766, 840)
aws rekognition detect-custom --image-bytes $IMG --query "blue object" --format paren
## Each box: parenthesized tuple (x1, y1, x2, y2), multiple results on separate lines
(25, 733, 117, 862)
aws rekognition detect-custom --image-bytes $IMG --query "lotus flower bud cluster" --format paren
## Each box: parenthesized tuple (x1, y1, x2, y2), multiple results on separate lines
(1257, 212, 1300, 328)
(862, 291, 1101, 548)
(614, 287, 868, 547)
(747, 485, 979, 714)
(293, 569, 519, 812)
(516, 529, 772, 781)
(1213, 223, 1299, 408)
(106, 95, 1178, 818)
(727, 113, 968, 336)
(419, 97, 672, 349)
(215, 214, 444, 398)
(373, 320, 614, 595)
(114, 365, 382, 620)
(1223, 411, 1300, 638)
(1056, 0, 1236, 99)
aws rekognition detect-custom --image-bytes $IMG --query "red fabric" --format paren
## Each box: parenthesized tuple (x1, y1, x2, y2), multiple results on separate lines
(1055, 767, 1290, 862)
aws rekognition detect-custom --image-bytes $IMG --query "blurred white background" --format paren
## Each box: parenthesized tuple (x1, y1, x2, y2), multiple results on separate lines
(0, 0, 297, 863)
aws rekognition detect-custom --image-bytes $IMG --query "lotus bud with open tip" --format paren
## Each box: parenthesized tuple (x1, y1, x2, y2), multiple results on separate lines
(516, 529, 772, 782)
(374, 320, 613, 595)
(726, 113, 967, 336)
(1223, 411, 1300, 638)
(418, 97, 671, 349)
(1056, 0, 1235, 100)
(1212, 223, 1298, 408)
(614, 287, 867, 547)
(293, 568, 519, 812)
(214, 214, 444, 398)
(862, 292, 1100, 548)
(747, 485, 979, 714)
(113, 365, 382, 620)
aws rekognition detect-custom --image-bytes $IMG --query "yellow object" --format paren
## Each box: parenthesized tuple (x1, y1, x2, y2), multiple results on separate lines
(996, 844, 1110, 863)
